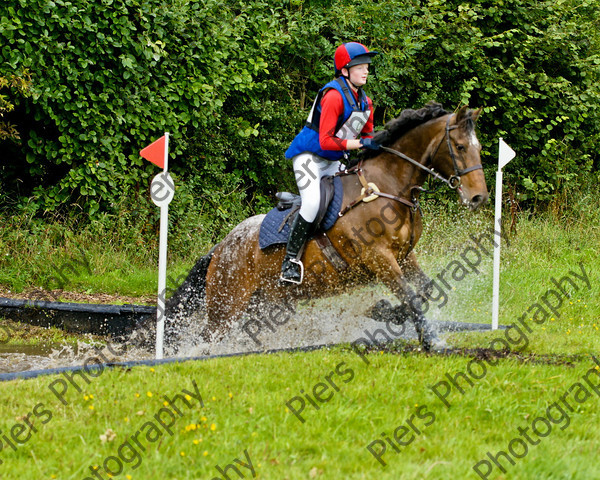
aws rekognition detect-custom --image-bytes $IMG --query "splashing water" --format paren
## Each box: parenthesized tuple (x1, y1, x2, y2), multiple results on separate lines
(1, 222, 498, 374)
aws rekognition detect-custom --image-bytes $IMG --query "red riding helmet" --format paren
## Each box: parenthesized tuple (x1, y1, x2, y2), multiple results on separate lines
(334, 42, 378, 76)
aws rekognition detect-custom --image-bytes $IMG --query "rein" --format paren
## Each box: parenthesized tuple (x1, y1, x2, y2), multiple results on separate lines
(336, 162, 421, 255)
(380, 145, 458, 188)
(337, 113, 483, 217)
(336, 165, 417, 217)
(329, 111, 484, 266)
(382, 114, 483, 189)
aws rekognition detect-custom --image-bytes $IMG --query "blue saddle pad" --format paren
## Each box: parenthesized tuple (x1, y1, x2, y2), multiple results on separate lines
(259, 176, 343, 249)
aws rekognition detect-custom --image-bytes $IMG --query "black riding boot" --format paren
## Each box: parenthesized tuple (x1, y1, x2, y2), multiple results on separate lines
(280, 214, 313, 284)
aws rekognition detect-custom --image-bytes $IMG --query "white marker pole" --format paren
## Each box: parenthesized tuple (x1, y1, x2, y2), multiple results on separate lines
(157, 133, 168, 359)
(151, 133, 172, 359)
(491, 138, 516, 330)
(141, 132, 175, 359)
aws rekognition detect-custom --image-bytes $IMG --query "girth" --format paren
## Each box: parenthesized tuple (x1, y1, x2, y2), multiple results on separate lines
(335, 161, 420, 255)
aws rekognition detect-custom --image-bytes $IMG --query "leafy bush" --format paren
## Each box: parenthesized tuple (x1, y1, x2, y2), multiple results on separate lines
(0, 0, 598, 233)
(329, 0, 600, 206)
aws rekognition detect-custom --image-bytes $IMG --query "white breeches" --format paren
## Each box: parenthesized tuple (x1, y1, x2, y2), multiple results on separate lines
(292, 153, 341, 223)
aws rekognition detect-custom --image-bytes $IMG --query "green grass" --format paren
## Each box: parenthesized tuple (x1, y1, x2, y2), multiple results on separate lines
(413, 197, 600, 357)
(0, 318, 105, 347)
(0, 349, 599, 479)
(0, 211, 204, 298)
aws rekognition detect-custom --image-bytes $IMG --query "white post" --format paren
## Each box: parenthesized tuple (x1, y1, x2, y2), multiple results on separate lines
(491, 138, 516, 330)
(491, 168, 503, 330)
(155, 132, 170, 359)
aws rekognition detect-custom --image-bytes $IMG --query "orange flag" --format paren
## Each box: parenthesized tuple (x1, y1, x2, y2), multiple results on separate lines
(140, 135, 166, 168)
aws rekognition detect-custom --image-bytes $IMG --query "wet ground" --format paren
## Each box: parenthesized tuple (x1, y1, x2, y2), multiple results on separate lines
(0, 286, 498, 376)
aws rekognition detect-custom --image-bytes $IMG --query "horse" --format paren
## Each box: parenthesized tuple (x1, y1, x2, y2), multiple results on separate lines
(164, 103, 489, 352)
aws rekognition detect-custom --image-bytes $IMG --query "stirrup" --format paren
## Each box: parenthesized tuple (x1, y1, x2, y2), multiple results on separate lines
(280, 258, 304, 285)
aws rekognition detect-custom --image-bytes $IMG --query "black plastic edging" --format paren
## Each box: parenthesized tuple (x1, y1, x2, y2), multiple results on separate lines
(0, 321, 507, 382)
(0, 296, 155, 336)
(0, 342, 335, 382)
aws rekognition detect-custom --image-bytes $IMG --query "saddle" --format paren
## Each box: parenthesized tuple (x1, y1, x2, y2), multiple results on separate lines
(275, 176, 336, 229)
(258, 175, 344, 250)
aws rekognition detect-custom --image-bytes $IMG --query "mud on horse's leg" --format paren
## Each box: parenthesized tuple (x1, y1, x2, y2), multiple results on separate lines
(406, 293, 448, 352)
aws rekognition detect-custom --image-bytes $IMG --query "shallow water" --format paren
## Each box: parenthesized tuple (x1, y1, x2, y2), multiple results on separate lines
(0, 340, 154, 375)
(0, 281, 492, 375)
(0, 287, 395, 374)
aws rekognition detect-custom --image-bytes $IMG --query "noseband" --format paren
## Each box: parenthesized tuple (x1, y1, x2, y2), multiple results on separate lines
(381, 113, 483, 189)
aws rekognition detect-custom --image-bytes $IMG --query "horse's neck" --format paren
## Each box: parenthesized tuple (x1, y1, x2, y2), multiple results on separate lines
(366, 122, 440, 196)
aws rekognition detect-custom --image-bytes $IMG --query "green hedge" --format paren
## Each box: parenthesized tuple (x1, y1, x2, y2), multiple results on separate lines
(1, 0, 599, 221)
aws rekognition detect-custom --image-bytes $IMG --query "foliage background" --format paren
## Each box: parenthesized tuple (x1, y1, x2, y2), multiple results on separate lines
(1, 0, 599, 251)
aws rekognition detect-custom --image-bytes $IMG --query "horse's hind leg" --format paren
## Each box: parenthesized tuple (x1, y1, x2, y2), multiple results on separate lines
(198, 214, 290, 347)
(200, 244, 260, 344)
(165, 245, 217, 318)
(400, 251, 433, 298)
(237, 293, 296, 349)
(200, 286, 255, 343)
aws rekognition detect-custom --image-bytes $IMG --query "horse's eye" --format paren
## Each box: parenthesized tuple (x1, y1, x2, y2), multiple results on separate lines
(456, 144, 465, 151)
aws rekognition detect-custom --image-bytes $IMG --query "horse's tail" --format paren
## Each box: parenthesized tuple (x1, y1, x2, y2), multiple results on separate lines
(166, 243, 218, 317)
(128, 245, 218, 350)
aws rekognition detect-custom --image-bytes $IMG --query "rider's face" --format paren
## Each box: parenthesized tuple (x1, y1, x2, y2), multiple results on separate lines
(343, 64, 369, 88)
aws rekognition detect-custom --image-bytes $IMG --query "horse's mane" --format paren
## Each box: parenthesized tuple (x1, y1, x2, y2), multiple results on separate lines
(360, 102, 449, 161)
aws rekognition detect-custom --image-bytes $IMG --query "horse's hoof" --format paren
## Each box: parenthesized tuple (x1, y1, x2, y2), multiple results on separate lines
(420, 281, 434, 299)
(423, 336, 452, 353)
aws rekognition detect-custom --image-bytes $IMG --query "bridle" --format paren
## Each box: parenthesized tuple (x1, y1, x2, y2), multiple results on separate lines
(381, 114, 483, 189)
(337, 112, 483, 218)
(335, 112, 483, 256)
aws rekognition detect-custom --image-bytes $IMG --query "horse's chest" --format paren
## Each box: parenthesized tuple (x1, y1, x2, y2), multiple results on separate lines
(391, 223, 413, 250)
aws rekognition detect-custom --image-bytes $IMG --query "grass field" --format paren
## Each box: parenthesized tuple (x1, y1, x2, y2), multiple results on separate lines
(1, 194, 599, 479)
(0, 347, 599, 479)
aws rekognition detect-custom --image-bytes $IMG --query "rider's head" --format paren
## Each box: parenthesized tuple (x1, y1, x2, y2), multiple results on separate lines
(334, 42, 378, 88)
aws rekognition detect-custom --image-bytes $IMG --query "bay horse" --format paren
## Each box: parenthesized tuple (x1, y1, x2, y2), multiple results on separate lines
(165, 103, 488, 352)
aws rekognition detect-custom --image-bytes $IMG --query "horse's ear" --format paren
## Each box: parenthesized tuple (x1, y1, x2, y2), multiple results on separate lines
(455, 105, 469, 124)
(471, 108, 482, 123)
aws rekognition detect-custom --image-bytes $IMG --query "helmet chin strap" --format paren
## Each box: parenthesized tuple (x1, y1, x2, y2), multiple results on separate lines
(342, 72, 361, 91)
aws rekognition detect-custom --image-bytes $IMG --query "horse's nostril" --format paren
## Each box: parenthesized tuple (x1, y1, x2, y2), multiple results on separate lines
(471, 194, 486, 208)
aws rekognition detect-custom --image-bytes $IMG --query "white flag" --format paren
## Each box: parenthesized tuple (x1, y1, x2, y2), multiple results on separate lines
(498, 138, 516, 169)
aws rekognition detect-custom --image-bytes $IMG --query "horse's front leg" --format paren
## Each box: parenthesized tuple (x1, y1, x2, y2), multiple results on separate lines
(370, 251, 447, 352)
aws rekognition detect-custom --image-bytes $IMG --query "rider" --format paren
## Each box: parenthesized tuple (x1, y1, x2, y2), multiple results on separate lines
(280, 42, 381, 284)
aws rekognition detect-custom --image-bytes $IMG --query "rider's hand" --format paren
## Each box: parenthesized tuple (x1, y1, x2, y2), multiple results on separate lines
(360, 138, 381, 151)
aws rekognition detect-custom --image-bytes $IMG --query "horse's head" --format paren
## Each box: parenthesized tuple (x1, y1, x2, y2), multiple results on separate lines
(429, 106, 489, 211)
